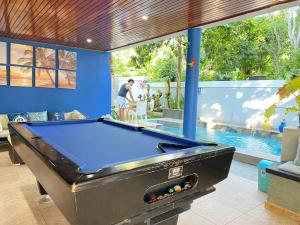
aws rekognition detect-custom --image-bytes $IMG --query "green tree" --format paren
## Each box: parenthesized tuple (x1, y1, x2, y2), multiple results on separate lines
(167, 36, 188, 109)
(112, 8, 300, 82)
(156, 57, 178, 108)
(201, 19, 269, 80)
(264, 76, 300, 129)
(130, 42, 162, 69)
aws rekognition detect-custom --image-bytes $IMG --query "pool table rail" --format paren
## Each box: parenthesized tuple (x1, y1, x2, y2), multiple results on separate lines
(8, 120, 235, 225)
(9, 121, 234, 185)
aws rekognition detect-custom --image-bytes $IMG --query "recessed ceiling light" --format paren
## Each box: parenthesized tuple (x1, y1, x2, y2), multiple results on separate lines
(86, 38, 92, 43)
(142, 15, 148, 20)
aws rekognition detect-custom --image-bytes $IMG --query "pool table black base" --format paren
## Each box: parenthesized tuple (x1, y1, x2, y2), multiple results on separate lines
(9, 120, 234, 225)
(136, 214, 178, 225)
(37, 186, 182, 225)
(8, 147, 24, 164)
(38, 180, 212, 225)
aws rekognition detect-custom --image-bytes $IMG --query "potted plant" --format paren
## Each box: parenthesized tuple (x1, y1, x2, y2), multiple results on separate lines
(264, 76, 300, 130)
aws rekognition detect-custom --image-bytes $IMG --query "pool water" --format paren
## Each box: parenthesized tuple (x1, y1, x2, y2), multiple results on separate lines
(156, 126, 282, 156)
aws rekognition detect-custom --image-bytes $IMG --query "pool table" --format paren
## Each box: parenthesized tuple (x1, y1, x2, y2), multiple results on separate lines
(9, 119, 235, 225)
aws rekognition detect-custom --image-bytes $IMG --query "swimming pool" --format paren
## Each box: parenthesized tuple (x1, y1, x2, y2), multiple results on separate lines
(156, 125, 281, 156)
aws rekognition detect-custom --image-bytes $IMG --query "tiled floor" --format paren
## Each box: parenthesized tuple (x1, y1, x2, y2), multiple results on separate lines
(0, 147, 299, 225)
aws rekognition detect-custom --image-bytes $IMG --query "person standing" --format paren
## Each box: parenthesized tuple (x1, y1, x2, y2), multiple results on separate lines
(117, 79, 136, 121)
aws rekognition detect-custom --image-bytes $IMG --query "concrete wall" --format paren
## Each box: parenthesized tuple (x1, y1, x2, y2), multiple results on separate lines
(114, 78, 298, 129)
(196, 80, 297, 129)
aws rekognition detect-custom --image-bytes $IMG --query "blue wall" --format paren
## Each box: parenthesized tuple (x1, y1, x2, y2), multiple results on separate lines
(0, 38, 111, 118)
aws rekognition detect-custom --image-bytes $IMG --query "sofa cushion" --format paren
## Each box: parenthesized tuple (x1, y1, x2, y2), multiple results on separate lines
(8, 113, 29, 122)
(0, 129, 9, 138)
(64, 110, 86, 120)
(48, 112, 65, 121)
(0, 114, 9, 130)
(278, 161, 300, 175)
(294, 137, 300, 166)
(27, 111, 48, 122)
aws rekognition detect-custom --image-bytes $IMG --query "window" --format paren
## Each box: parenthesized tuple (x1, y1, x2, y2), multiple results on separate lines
(10, 66, 32, 87)
(0, 66, 6, 85)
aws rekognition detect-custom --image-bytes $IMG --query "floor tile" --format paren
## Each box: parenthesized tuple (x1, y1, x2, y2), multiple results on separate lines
(191, 198, 242, 224)
(247, 205, 299, 225)
(39, 204, 70, 225)
(0, 196, 45, 225)
(178, 210, 215, 225)
(0, 151, 298, 225)
(211, 188, 266, 213)
(229, 160, 258, 182)
(227, 214, 270, 225)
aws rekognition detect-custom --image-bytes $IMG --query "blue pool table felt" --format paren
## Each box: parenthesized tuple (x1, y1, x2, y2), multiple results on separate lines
(25, 121, 203, 173)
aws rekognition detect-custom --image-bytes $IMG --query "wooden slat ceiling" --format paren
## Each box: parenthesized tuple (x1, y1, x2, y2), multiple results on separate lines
(0, 0, 297, 51)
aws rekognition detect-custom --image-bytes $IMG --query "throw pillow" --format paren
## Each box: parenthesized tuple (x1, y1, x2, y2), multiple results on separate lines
(294, 137, 300, 166)
(27, 111, 48, 122)
(0, 114, 9, 129)
(48, 112, 65, 121)
(278, 161, 300, 175)
(8, 113, 29, 122)
(64, 110, 86, 120)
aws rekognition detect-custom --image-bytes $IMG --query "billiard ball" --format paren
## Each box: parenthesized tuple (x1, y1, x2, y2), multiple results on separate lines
(168, 187, 175, 194)
(157, 195, 164, 200)
(184, 183, 191, 190)
(184, 181, 190, 186)
(174, 185, 182, 193)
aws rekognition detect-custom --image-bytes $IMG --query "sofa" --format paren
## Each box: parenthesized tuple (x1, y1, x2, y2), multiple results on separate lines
(0, 110, 86, 164)
(0, 114, 9, 143)
(266, 128, 300, 221)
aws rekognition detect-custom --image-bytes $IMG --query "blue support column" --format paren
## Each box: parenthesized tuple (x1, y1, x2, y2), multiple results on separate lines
(183, 28, 202, 138)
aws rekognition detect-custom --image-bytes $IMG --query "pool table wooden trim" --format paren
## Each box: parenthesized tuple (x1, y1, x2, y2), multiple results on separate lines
(9, 120, 235, 185)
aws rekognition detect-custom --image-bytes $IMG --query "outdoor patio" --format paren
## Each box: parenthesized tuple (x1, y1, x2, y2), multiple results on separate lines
(0, 146, 298, 225)
(0, 0, 299, 224)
